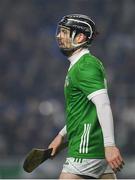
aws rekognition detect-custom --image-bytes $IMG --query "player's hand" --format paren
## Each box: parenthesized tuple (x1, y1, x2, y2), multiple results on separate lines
(105, 146, 125, 173)
(48, 134, 64, 157)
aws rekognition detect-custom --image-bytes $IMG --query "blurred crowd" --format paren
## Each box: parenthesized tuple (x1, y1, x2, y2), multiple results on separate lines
(0, 0, 135, 160)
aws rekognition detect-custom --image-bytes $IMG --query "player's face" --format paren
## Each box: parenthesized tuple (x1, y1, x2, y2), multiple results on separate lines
(56, 26, 73, 49)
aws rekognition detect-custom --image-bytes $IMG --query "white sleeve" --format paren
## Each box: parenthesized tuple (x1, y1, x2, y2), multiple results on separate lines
(59, 126, 67, 137)
(91, 92, 115, 147)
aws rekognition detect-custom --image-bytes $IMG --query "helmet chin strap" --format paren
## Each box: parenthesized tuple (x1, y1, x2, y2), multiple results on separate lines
(71, 30, 87, 48)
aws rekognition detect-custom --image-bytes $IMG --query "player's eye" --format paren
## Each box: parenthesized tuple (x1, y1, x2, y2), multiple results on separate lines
(61, 29, 67, 34)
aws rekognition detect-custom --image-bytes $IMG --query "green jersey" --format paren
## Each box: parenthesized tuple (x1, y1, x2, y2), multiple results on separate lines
(64, 52, 107, 159)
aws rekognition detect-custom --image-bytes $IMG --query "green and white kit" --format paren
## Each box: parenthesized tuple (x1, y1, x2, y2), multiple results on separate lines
(64, 49, 107, 159)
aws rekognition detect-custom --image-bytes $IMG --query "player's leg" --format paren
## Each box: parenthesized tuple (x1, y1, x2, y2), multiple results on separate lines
(59, 172, 96, 179)
(100, 173, 117, 179)
(100, 164, 117, 179)
(59, 172, 116, 179)
(59, 172, 82, 179)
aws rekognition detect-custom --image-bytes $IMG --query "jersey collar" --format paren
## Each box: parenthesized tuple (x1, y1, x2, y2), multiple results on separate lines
(68, 48, 89, 70)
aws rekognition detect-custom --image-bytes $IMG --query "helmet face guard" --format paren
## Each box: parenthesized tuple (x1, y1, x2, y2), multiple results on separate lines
(56, 25, 88, 50)
(56, 26, 71, 49)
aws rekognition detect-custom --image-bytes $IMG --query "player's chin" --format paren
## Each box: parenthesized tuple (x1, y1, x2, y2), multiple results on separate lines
(59, 44, 66, 48)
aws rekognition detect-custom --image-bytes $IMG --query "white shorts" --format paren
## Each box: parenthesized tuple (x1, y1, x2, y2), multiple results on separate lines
(62, 157, 113, 178)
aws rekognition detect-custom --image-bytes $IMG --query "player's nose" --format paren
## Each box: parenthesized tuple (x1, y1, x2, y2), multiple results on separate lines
(56, 32, 60, 39)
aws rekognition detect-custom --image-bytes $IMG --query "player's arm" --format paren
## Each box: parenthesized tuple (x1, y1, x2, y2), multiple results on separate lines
(48, 126, 67, 156)
(91, 92, 124, 172)
(76, 60, 124, 171)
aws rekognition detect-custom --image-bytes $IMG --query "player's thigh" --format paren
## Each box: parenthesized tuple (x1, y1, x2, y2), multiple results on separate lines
(100, 173, 117, 179)
(59, 172, 82, 179)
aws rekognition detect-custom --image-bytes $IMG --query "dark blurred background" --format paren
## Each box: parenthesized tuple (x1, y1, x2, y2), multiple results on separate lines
(0, 0, 135, 178)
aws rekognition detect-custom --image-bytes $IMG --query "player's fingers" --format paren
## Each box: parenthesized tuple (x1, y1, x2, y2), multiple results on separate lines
(108, 158, 119, 172)
(113, 158, 124, 172)
(51, 147, 57, 156)
(48, 145, 56, 156)
(118, 152, 125, 164)
(51, 149, 55, 156)
(115, 157, 125, 170)
(114, 167, 121, 173)
(110, 162, 120, 173)
(118, 156, 125, 166)
(122, 161, 125, 166)
(115, 158, 123, 168)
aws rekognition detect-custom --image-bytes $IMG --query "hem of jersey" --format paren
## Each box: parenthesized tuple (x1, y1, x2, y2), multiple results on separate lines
(62, 169, 99, 179)
(87, 89, 107, 100)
